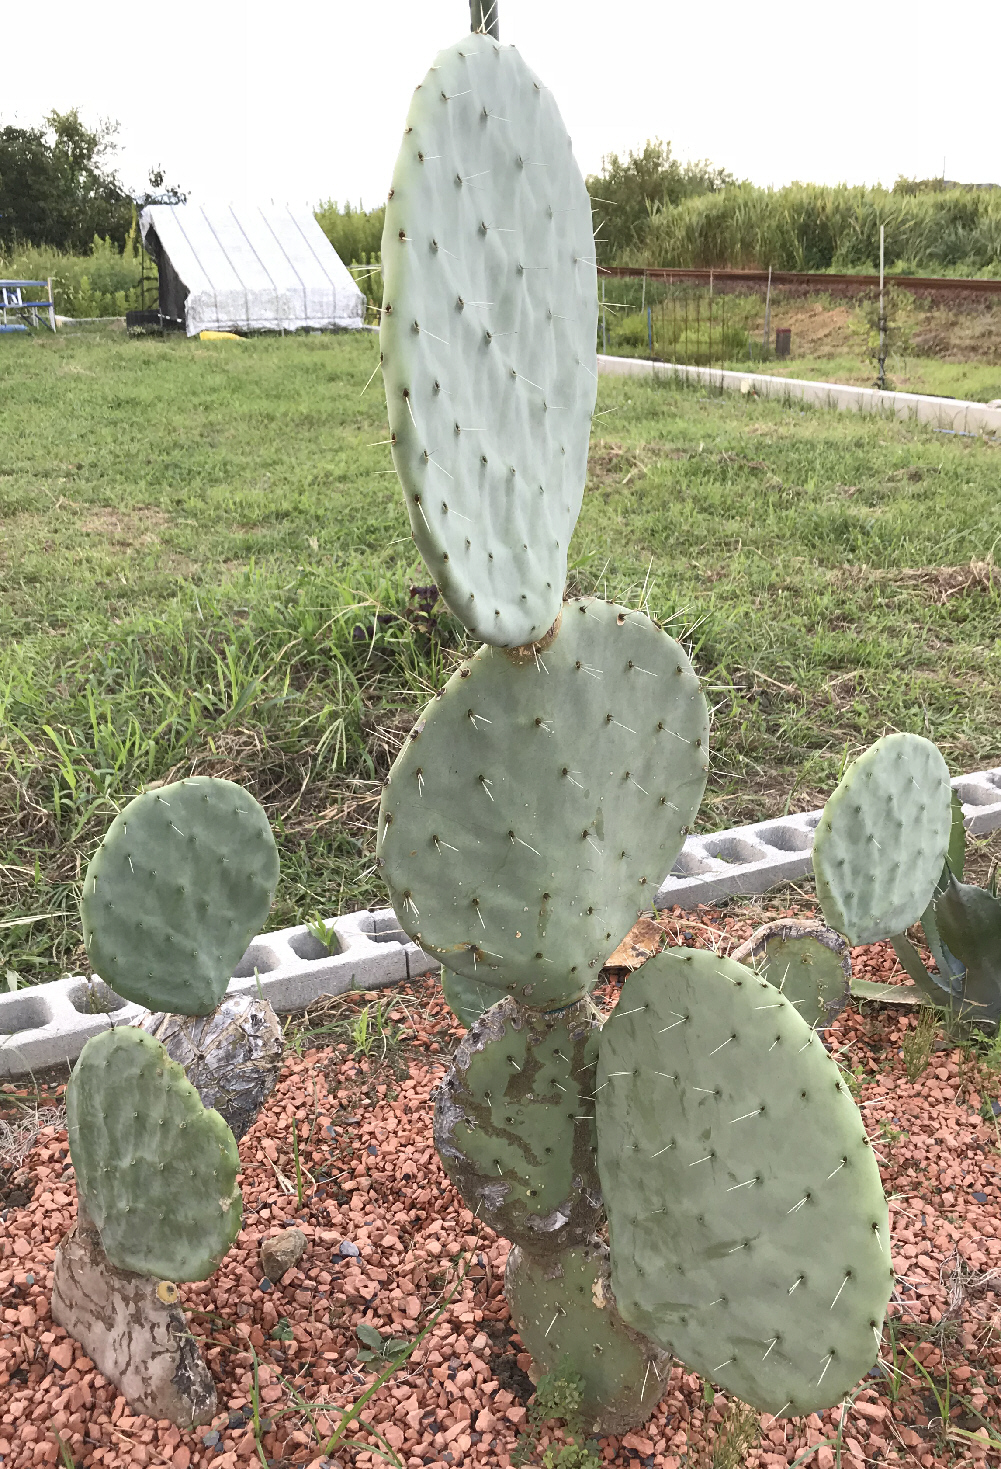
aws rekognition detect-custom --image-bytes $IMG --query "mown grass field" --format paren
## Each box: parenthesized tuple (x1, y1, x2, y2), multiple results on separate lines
(3, 328, 1000, 986)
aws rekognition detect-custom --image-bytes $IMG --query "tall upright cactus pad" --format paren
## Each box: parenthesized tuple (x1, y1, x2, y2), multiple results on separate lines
(812, 733, 952, 946)
(82, 777, 280, 1014)
(67, 1027, 242, 1282)
(933, 875, 1001, 1029)
(596, 949, 891, 1414)
(378, 599, 709, 1007)
(435, 998, 600, 1254)
(505, 1243, 670, 1436)
(381, 33, 597, 647)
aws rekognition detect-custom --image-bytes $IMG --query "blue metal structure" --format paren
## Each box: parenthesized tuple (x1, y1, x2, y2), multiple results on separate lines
(1, 280, 56, 331)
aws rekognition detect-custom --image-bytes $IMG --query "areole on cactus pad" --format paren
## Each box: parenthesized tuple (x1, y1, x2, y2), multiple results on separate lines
(377, 598, 710, 1007)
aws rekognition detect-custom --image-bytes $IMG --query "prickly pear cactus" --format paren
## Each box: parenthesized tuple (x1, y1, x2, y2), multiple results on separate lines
(813, 733, 952, 946)
(378, 599, 709, 1006)
(380, 32, 597, 647)
(731, 919, 851, 1030)
(440, 971, 498, 1030)
(505, 1242, 669, 1436)
(434, 997, 600, 1254)
(933, 875, 1001, 1028)
(82, 776, 279, 1014)
(67, 1027, 242, 1281)
(596, 949, 892, 1415)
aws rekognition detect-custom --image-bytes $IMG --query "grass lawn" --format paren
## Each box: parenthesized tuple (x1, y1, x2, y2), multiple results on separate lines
(3, 327, 1000, 985)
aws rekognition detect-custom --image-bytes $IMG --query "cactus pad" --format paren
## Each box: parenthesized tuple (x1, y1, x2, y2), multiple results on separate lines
(82, 777, 279, 1014)
(378, 599, 709, 1007)
(67, 1027, 242, 1281)
(731, 919, 850, 1031)
(505, 1243, 669, 1436)
(435, 997, 600, 1253)
(596, 949, 891, 1414)
(380, 33, 597, 647)
(812, 733, 952, 946)
(441, 971, 498, 1030)
(933, 875, 1001, 1029)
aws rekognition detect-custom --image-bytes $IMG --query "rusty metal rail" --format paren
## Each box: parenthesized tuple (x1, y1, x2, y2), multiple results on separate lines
(600, 265, 1001, 298)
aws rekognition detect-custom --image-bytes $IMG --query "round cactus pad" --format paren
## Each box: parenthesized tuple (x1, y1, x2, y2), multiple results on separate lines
(505, 1243, 669, 1436)
(377, 599, 710, 1007)
(596, 949, 891, 1414)
(381, 33, 597, 647)
(82, 776, 279, 1014)
(67, 1026, 242, 1281)
(813, 733, 952, 946)
(435, 998, 600, 1254)
(732, 919, 850, 1031)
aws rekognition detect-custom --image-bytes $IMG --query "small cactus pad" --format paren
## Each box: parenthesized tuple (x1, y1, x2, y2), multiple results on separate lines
(505, 1243, 669, 1436)
(67, 1027, 242, 1281)
(380, 33, 597, 647)
(435, 998, 601, 1254)
(82, 777, 279, 1014)
(812, 733, 952, 946)
(441, 971, 498, 1030)
(933, 876, 1001, 1029)
(731, 919, 850, 1030)
(596, 949, 891, 1414)
(378, 599, 709, 1007)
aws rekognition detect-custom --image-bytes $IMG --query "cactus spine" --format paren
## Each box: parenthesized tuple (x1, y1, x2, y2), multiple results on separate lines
(379, 7, 892, 1431)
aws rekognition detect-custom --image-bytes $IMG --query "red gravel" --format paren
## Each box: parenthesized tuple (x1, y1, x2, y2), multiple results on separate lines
(2, 901, 1000, 1469)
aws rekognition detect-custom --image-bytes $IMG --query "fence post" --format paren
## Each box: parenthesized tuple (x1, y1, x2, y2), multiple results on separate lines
(601, 277, 607, 354)
(47, 278, 56, 332)
(763, 265, 772, 355)
(647, 306, 653, 355)
(878, 225, 886, 392)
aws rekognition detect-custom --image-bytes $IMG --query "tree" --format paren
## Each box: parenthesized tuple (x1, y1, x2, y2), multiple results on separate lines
(0, 109, 185, 252)
(586, 139, 735, 263)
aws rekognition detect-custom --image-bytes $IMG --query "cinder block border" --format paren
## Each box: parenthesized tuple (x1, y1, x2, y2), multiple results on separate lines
(597, 354, 1001, 436)
(2, 767, 999, 1079)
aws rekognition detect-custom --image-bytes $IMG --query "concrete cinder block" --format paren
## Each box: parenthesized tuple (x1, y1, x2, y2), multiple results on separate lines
(3, 766, 1000, 1079)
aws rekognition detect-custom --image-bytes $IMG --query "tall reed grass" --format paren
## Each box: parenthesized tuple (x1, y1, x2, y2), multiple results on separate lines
(627, 182, 1001, 275)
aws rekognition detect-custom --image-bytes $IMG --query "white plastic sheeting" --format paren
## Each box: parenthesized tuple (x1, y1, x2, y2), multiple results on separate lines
(139, 203, 367, 336)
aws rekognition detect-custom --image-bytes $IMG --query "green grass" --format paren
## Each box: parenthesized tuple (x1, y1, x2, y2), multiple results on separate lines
(750, 353, 1001, 402)
(3, 328, 1001, 985)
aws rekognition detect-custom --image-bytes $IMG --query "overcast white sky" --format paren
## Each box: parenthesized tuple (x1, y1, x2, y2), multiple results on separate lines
(3, 0, 997, 211)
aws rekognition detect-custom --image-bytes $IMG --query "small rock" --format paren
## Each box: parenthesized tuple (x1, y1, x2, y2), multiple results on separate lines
(338, 1240, 360, 1258)
(228, 1409, 247, 1429)
(24, 1273, 34, 1286)
(973, 1191, 988, 1204)
(259, 1278, 272, 1292)
(260, 1228, 307, 1281)
(201, 1430, 221, 1448)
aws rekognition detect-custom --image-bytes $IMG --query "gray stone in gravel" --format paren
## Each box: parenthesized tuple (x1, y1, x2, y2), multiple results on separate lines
(260, 1227, 307, 1281)
(338, 1239, 360, 1257)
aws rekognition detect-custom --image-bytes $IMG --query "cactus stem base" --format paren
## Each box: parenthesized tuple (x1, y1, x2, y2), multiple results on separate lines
(51, 1205, 217, 1430)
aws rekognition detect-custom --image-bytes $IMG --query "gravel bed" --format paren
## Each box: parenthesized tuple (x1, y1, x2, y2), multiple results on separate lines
(2, 902, 1000, 1468)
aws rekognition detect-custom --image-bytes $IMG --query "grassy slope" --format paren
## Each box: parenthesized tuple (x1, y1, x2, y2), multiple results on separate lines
(3, 329, 1000, 983)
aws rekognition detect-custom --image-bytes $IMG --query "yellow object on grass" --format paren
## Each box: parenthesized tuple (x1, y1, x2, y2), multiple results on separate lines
(198, 330, 245, 341)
